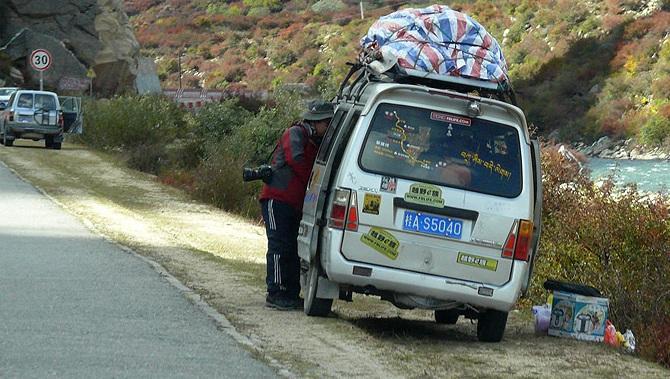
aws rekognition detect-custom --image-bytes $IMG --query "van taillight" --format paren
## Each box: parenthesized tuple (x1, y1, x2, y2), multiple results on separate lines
(58, 112, 64, 128)
(346, 191, 359, 231)
(328, 188, 359, 231)
(9, 111, 14, 121)
(501, 220, 533, 261)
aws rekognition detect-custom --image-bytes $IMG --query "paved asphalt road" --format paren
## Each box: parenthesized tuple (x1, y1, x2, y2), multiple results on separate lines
(0, 163, 276, 378)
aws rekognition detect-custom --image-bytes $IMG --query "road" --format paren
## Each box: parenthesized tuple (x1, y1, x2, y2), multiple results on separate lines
(0, 163, 276, 378)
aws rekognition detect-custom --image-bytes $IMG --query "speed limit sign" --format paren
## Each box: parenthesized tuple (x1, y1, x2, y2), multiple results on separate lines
(30, 49, 52, 71)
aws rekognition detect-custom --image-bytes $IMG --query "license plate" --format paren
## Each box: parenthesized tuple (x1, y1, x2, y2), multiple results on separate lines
(402, 210, 463, 239)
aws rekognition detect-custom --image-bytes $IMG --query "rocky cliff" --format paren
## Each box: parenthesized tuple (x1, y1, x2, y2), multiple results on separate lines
(0, 0, 149, 96)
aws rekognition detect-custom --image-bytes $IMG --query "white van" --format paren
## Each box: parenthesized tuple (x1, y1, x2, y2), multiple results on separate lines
(298, 70, 542, 342)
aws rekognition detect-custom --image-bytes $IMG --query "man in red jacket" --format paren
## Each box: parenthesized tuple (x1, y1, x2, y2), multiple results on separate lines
(260, 100, 334, 310)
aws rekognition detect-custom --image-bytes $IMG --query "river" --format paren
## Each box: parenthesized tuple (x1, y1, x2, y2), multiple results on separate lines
(587, 158, 670, 193)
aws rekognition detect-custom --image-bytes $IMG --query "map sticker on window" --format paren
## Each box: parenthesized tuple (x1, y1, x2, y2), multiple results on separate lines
(430, 112, 471, 126)
(380, 176, 397, 193)
(361, 227, 399, 260)
(404, 183, 444, 207)
(362, 193, 381, 215)
(377, 110, 432, 167)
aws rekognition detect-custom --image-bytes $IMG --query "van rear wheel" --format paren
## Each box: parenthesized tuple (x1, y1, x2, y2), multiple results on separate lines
(303, 259, 332, 317)
(435, 309, 460, 324)
(477, 309, 508, 342)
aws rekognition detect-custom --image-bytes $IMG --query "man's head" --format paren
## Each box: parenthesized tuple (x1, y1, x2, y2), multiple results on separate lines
(303, 100, 334, 137)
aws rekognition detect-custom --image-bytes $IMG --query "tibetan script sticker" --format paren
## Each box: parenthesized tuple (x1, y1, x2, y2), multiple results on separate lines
(362, 193, 381, 215)
(404, 183, 444, 208)
(361, 227, 399, 260)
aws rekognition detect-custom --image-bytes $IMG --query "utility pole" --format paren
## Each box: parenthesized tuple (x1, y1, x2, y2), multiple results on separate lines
(360, 1, 364, 20)
(178, 50, 183, 90)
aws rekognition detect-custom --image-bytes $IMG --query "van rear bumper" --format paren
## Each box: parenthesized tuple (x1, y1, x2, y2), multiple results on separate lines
(323, 242, 526, 312)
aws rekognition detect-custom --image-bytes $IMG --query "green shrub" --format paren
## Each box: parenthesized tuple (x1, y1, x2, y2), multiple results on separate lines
(530, 144, 670, 366)
(189, 99, 253, 143)
(225, 88, 303, 165)
(193, 145, 262, 219)
(81, 95, 188, 175)
(82, 95, 185, 151)
(311, 0, 346, 13)
(640, 113, 670, 146)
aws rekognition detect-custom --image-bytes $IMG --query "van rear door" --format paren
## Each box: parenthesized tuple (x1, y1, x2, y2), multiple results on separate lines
(337, 102, 533, 287)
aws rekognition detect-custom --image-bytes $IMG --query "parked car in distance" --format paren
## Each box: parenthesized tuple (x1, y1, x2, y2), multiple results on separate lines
(0, 90, 82, 149)
(0, 87, 19, 108)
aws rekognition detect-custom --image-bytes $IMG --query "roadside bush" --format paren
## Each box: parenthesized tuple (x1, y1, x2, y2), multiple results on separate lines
(82, 95, 185, 151)
(311, 0, 346, 13)
(81, 95, 188, 174)
(640, 113, 670, 146)
(193, 146, 262, 220)
(189, 99, 253, 143)
(530, 144, 670, 366)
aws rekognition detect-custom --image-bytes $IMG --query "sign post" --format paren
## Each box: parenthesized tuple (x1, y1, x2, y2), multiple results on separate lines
(29, 49, 52, 91)
(86, 68, 96, 97)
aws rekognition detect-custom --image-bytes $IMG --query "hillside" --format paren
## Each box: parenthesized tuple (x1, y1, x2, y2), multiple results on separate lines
(124, 0, 670, 145)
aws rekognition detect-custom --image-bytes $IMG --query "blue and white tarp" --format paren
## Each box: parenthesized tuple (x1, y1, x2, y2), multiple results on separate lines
(360, 5, 509, 84)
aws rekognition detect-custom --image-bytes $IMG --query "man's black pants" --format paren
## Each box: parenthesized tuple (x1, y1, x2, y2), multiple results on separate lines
(261, 199, 301, 299)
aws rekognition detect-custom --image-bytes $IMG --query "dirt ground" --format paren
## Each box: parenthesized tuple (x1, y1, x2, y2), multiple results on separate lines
(1, 141, 668, 378)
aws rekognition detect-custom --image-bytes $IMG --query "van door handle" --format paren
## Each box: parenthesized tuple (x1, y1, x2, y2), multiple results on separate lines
(393, 198, 479, 222)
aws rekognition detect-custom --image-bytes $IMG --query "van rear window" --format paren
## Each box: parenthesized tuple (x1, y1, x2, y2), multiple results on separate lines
(359, 103, 522, 198)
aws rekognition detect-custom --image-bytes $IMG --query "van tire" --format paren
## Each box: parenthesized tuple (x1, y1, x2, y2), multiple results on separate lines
(52, 142, 62, 150)
(477, 309, 508, 342)
(303, 259, 333, 317)
(435, 309, 460, 324)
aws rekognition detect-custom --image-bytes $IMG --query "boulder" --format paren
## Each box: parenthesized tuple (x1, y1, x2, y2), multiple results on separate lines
(0, 0, 154, 96)
(591, 136, 613, 155)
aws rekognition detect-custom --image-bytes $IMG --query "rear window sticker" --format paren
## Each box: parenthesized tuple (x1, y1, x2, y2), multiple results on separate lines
(361, 227, 399, 260)
(362, 193, 381, 215)
(457, 252, 498, 271)
(404, 183, 444, 208)
(460, 151, 512, 180)
(380, 176, 397, 193)
(430, 111, 472, 126)
(379, 110, 432, 167)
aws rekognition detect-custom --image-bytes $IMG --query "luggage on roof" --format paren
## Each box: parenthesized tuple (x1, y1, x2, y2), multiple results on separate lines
(357, 5, 511, 96)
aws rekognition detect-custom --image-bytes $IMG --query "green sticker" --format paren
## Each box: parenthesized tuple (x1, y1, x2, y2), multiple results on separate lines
(361, 227, 399, 260)
(404, 183, 444, 207)
(457, 253, 498, 271)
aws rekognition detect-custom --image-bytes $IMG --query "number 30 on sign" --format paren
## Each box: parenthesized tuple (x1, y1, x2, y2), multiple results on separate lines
(30, 49, 52, 71)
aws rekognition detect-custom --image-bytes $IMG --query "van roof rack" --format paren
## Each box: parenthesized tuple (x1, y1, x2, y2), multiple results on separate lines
(337, 61, 518, 106)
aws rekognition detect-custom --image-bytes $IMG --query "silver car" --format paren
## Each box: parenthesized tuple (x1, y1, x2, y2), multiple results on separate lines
(0, 87, 19, 109)
(0, 90, 81, 149)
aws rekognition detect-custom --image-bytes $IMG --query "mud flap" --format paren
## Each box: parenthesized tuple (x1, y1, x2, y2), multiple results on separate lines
(316, 276, 339, 299)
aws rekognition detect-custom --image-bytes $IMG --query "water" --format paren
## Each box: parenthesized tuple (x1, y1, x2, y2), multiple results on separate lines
(587, 158, 670, 193)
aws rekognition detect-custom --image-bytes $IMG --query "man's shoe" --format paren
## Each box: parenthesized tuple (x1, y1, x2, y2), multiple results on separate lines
(265, 294, 303, 311)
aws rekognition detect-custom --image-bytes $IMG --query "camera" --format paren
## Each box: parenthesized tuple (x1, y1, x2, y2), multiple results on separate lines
(242, 164, 273, 182)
